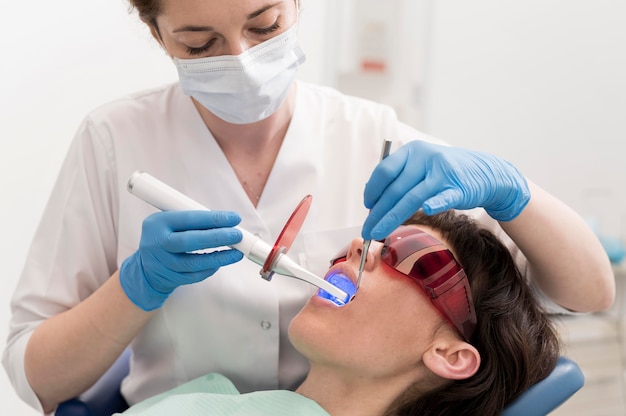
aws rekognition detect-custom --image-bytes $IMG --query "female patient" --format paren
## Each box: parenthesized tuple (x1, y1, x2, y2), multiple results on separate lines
(118, 210, 561, 416)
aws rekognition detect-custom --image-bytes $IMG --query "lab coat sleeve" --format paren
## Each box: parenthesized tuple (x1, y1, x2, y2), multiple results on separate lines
(465, 208, 572, 315)
(2, 116, 120, 411)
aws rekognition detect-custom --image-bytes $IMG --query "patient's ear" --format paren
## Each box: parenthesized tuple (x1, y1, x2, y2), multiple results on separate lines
(423, 337, 481, 380)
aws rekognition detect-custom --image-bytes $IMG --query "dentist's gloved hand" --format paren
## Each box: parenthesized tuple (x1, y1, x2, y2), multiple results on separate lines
(362, 140, 530, 240)
(120, 210, 244, 311)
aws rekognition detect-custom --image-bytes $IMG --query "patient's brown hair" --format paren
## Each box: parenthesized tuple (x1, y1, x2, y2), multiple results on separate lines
(385, 210, 561, 416)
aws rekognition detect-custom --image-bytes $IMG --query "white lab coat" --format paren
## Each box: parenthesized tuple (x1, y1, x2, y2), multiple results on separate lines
(1, 81, 442, 411)
(2, 81, 556, 412)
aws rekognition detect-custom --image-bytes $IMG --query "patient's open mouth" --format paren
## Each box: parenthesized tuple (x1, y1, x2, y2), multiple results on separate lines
(317, 271, 357, 306)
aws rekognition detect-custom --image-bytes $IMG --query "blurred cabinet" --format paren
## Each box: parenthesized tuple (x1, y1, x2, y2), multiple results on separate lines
(326, 0, 427, 128)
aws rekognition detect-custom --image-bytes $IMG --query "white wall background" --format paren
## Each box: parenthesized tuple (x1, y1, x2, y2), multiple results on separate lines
(420, 0, 626, 239)
(2, 1, 625, 414)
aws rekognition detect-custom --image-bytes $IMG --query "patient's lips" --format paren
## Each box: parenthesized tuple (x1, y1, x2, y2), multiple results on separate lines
(317, 271, 357, 306)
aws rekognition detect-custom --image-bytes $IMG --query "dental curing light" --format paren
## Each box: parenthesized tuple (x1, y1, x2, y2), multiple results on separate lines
(127, 170, 349, 302)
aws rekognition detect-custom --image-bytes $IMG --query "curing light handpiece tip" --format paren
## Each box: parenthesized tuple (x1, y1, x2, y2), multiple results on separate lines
(317, 272, 356, 307)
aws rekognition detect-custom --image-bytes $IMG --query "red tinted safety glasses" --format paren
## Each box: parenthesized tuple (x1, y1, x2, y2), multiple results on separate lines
(331, 226, 477, 341)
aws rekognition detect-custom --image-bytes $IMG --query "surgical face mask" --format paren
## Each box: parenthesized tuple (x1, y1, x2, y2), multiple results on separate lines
(173, 25, 306, 124)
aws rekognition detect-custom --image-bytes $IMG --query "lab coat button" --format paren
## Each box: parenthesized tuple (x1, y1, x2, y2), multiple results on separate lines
(260, 320, 272, 330)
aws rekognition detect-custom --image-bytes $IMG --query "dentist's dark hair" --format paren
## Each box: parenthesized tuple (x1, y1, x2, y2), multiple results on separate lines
(128, 0, 301, 28)
(127, 0, 161, 27)
(384, 210, 561, 416)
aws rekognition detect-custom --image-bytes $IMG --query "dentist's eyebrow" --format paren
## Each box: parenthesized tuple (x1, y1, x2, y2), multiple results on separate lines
(172, 25, 213, 33)
(173, 25, 213, 33)
(247, 2, 282, 19)
(173, 2, 283, 33)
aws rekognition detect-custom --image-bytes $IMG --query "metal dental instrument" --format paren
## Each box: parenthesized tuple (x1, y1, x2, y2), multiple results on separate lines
(127, 170, 349, 302)
(355, 139, 393, 295)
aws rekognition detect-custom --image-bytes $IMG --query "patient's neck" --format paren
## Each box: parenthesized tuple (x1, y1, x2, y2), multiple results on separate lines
(296, 364, 423, 416)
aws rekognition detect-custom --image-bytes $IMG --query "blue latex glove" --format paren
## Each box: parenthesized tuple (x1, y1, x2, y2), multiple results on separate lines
(362, 141, 530, 240)
(120, 210, 244, 311)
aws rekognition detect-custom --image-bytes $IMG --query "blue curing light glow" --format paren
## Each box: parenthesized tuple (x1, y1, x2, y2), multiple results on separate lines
(317, 272, 356, 306)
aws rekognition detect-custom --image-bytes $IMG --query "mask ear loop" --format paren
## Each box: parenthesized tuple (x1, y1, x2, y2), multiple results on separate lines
(294, 1, 302, 35)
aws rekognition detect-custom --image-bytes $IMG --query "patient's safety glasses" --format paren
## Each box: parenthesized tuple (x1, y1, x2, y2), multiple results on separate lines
(331, 226, 477, 341)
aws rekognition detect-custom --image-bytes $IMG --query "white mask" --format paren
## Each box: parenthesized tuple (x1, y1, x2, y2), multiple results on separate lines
(174, 25, 306, 124)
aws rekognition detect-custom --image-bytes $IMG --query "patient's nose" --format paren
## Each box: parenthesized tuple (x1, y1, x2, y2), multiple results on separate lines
(345, 239, 379, 271)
